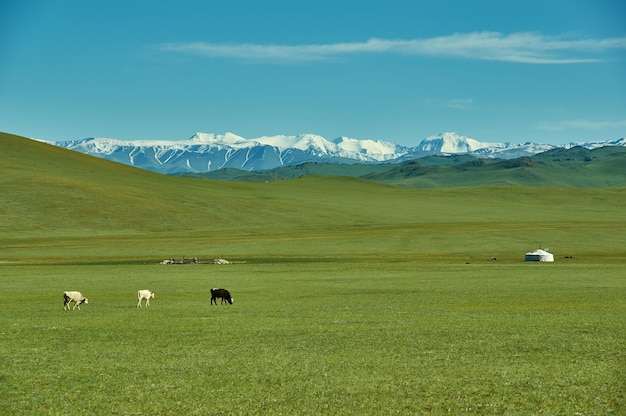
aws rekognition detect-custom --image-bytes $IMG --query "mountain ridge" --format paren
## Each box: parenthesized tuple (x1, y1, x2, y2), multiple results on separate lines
(185, 145, 626, 188)
(52, 131, 626, 174)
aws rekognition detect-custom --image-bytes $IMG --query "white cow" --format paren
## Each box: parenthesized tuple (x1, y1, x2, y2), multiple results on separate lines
(137, 290, 155, 307)
(63, 291, 88, 311)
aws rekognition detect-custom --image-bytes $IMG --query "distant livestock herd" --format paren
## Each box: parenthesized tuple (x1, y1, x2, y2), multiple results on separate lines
(62, 288, 233, 311)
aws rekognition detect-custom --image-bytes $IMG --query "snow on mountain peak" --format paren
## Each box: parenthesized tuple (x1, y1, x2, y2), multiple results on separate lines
(188, 132, 401, 159)
(567, 137, 626, 149)
(294, 134, 337, 153)
(418, 132, 493, 153)
(189, 132, 246, 145)
(253, 134, 332, 152)
(333, 136, 404, 158)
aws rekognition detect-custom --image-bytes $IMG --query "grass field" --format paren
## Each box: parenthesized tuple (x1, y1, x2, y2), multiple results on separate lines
(1, 133, 625, 414)
(1, 260, 624, 415)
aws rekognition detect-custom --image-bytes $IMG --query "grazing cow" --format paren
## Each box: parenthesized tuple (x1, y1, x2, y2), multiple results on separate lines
(63, 291, 88, 311)
(137, 290, 155, 307)
(210, 288, 233, 305)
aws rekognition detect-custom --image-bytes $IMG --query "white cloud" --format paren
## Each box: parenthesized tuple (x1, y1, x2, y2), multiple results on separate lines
(424, 98, 474, 110)
(536, 119, 626, 131)
(156, 32, 626, 64)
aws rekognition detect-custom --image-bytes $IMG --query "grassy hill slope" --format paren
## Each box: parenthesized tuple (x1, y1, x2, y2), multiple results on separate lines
(2, 132, 625, 262)
(181, 161, 395, 182)
(192, 147, 626, 188)
(366, 147, 626, 187)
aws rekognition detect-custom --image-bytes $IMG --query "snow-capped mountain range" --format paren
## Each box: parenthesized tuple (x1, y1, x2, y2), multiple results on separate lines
(52, 132, 626, 174)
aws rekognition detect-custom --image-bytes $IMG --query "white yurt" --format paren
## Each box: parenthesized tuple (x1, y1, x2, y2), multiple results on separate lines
(525, 249, 554, 262)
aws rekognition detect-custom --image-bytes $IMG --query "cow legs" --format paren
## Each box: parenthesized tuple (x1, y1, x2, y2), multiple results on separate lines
(137, 299, 151, 307)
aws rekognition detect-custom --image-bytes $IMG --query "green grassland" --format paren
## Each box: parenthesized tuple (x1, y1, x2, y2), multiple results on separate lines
(2, 262, 624, 415)
(1, 132, 625, 414)
(367, 146, 626, 188)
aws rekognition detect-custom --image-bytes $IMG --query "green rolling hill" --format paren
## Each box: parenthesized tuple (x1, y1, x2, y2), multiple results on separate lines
(1, 131, 625, 263)
(187, 146, 626, 188)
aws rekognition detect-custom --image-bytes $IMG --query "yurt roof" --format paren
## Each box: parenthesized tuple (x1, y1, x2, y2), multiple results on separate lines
(526, 249, 552, 255)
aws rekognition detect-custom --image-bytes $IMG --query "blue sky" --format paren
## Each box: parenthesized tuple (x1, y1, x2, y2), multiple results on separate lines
(1, 0, 624, 146)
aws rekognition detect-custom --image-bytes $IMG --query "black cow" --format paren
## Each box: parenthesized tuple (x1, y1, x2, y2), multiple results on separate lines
(210, 288, 233, 305)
